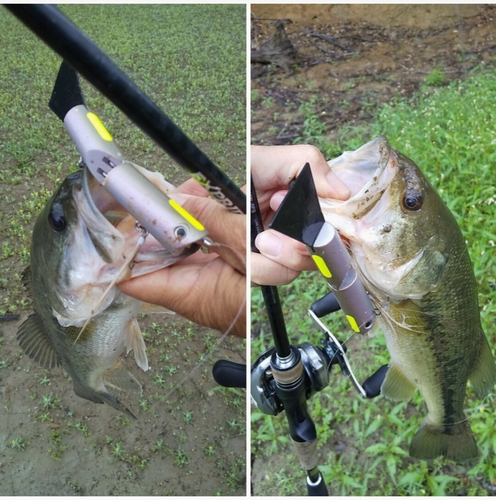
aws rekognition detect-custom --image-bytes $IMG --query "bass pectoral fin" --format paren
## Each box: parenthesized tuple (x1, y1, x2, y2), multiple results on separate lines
(21, 265, 31, 292)
(16, 313, 61, 368)
(469, 331, 496, 398)
(124, 317, 149, 372)
(381, 364, 416, 401)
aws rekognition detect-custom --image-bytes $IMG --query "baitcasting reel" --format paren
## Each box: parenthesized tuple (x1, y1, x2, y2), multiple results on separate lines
(251, 304, 388, 418)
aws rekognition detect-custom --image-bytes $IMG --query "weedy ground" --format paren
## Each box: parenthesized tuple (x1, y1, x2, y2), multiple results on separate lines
(251, 7, 496, 497)
(0, 5, 246, 496)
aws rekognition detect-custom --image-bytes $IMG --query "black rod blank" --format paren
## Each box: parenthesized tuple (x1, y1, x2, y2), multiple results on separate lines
(250, 178, 290, 358)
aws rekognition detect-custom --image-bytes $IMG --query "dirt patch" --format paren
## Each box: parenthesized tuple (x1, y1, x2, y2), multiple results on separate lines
(251, 4, 483, 29)
(1, 315, 246, 496)
(251, 4, 496, 146)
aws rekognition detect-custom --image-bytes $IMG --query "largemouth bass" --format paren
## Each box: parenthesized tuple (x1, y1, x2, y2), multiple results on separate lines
(320, 136, 496, 461)
(17, 167, 197, 418)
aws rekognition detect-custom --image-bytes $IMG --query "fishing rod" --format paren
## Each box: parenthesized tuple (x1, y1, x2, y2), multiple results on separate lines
(251, 163, 389, 496)
(5, 4, 246, 389)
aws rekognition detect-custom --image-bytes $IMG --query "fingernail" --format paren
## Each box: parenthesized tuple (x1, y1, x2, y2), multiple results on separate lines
(255, 232, 282, 257)
(325, 170, 351, 199)
(270, 192, 286, 211)
(167, 192, 190, 206)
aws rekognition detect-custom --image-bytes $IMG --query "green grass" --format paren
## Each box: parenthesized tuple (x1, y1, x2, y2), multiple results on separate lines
(252, 64, 496, 495)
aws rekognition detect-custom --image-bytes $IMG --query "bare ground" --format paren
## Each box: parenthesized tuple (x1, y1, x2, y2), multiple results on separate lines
(0, 311, 246, 496)
(251, 4, 496, 147)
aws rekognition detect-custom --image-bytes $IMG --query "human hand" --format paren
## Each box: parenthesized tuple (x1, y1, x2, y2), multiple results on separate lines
(251, 144, 350, 286)
(118, 178, 246, 337)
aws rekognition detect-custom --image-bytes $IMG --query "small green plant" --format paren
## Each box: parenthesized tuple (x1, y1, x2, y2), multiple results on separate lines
(65, 478, 84, 495)
(139, 398, 150, 412)
(425, 68, 446, 87)
(153, 439, 165, 452)
(153, 374, 166, 388)
(111, 441, 126, 461)
(8, 436, 28, 451)
(48, 444, 69, 461)
(203, 443, 216, 458)
(116, 415, 131, 427)
(49, 430, 62, 444)
(165, 365, 179, 376)
(37, 412, 52, 423)
(174, 447, 189, 468)
(75, 421, 90, 437)
(226, 418, 244, 434)
(183, 410, 194, 424)
(225, 459, 245, 491)
(40, 392, 57, 409)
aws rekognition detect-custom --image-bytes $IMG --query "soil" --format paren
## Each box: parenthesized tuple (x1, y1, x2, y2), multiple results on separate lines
(251, 4, 496, 496)
(251, 4, 496, 147)
(1, 315, 246, 496)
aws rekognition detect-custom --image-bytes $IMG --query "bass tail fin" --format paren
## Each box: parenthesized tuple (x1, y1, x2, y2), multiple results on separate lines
(73, 380, 137, 420)
(409, 418, 478, 463)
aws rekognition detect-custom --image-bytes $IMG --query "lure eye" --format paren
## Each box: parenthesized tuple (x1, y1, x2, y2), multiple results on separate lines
(402, 190, 423, 211)
(48, 203, 67, 232)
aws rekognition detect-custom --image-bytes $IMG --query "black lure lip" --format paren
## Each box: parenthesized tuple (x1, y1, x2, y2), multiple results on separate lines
(49, 60, 85, 122)
(269, 162, 325, 244)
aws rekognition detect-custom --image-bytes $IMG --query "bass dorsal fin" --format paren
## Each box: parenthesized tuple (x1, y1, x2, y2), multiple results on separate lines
(21, 266, 31, 292)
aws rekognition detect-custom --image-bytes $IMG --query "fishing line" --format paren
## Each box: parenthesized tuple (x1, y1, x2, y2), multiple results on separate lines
(163, 239, 246, 400)
(422, 392, 494, 428)
(73, 224, 149, 345)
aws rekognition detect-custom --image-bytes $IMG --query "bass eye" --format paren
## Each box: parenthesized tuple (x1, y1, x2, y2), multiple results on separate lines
(48, 203, 67, 232)
(402, 190, 423, 211)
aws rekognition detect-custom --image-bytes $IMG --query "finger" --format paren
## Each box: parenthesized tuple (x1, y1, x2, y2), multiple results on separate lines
(170, 193, 246, 273)
(177, 178, 210, 197)
(254, 229, 315, 272)
(250, 252, 301, 286)
(251, 144, 350, 200)
(118, 260, 246, 337)
(269, 190, 287, 212)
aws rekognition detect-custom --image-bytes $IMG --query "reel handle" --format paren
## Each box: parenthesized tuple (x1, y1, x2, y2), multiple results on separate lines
(212, 360, 246, 388)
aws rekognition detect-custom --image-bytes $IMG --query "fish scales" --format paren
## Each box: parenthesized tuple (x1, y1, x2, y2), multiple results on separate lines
(320, 136, 496, 462)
